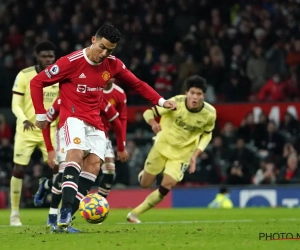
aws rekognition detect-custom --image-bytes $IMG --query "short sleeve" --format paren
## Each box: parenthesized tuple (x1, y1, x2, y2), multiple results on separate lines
(42, 57, 72, 84)
(12, 71, 27, 94)
(204, 113, 216, 133)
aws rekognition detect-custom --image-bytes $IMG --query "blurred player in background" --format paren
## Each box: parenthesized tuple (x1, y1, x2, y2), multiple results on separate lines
(127, 75, 216, 223)
(30, 23, 176, 230)
(208, 186, 233, 209)
(98, 78, 127, 198)
(36, 96, 126, 232)
(10, 41, 58, 226)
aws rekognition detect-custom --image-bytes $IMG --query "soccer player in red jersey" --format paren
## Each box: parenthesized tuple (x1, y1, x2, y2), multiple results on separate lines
(37, 96, 126, 232)
(98, 78, 127, 198)
(30, 23, 177, 230)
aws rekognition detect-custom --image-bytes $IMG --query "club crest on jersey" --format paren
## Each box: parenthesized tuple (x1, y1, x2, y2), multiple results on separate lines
(61, 148, 65, 153)
(109, 98, 116, 106)
(49, 64, 59, 75)
(102, 71, 110, 81)
(73, 137, 81, 144)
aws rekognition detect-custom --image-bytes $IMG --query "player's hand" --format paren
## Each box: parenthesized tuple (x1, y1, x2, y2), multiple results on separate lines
(189, 157, 197, 174)
(117, 150, 129, 162)
(53, 164, 59, 174)
(151, 123, 161, 134)
(163, 100, 177, 111)
(47, 150, 56, 169)
(23, 120, 35, 132)
(35, 120, 48, 130)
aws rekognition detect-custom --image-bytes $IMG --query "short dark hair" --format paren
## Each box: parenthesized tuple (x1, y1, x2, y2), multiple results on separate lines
(185, 75, 208, 93)
(219, 186, 229, 194)
(34, 41, 56, 54)
(95, 23, 121, 43)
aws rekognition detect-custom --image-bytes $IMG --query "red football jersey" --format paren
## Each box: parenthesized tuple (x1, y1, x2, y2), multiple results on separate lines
(42, 96, 124, 151)
(99, 98, 119, 137)
(30, 49, 163, 131)
(103, 83, 127, 143)
(46, 97, 61, 124)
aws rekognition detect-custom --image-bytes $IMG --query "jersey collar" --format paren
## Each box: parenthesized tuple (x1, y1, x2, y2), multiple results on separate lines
(103, 83, 115, 94)
(83, 48, 101, 66)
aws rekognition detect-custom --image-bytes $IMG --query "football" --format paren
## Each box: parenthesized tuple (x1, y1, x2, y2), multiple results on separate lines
(79, 193, 110, 224)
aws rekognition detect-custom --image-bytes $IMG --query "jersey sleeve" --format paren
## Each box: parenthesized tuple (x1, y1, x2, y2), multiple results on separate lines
(116, 91, 127, 143)
(204, 113, 216, 133)
(113, 59, 164, 106)
(101, 98, 125, 151)
(197, 113, 216, 152)
(30, 57, 71, 118)
(42, 123, 54, 152)
(12, 71, 27, 95)
(11, 71, 29, 122)
(110, 117, 125, 151)
(101, 98, 119, 122)
(46, 97, 61, 123)
(151, 96, 175, 117)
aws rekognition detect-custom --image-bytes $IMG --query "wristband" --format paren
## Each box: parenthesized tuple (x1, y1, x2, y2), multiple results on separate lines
(36, 114, 47, 121)
(158, 98, 166, 107)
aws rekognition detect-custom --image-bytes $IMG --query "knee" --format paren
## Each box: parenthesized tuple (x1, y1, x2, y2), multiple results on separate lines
(83, 155, 102, 176)
(83, 163, 100, 176)
(101, 163, 115, 174)
(161, 177, 177, 190)
(13, 164, 25, 179)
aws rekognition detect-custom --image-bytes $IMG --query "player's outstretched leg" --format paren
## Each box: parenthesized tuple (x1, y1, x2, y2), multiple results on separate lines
(10, 164, 25, 226)
(127, 171, 173, 223)
(57, 160, 82, 228)
(33, 177, 53, 206)
(52, 171, 96, 234)
(98, 162, 115, 198)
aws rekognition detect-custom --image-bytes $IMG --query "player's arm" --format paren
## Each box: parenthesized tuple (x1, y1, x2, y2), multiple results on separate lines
(42, 97, 61, 168)
(41, 123, 56, 168)
(42, 97, 61, 152)
(189, 113, 216, 174)
(113, 59, 176, 110)
(102, 99, 125, 152)
(110, 116, 125, 151)
(195, 114, 217, 157)
(46, 97, 61, 123)
(117, 92, 127, 145)
(30, 57, 71, 123)
(12, 72, 36, 131)
(110, 116, 129, 162)
(143, 98, 174, 133)
(42, 123, 54, 152)
(11, 72, 29, 122)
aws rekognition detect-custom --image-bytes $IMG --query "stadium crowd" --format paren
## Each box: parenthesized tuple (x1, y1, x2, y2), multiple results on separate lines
(1, 0, 300, 207)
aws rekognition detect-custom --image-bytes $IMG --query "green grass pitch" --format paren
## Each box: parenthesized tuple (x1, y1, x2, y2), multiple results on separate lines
(1, 208, 300, 249)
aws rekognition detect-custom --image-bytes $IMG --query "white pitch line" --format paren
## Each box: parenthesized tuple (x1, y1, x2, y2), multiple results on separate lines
(116, 219, 253, 225)
(117, 218, 300, 225)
